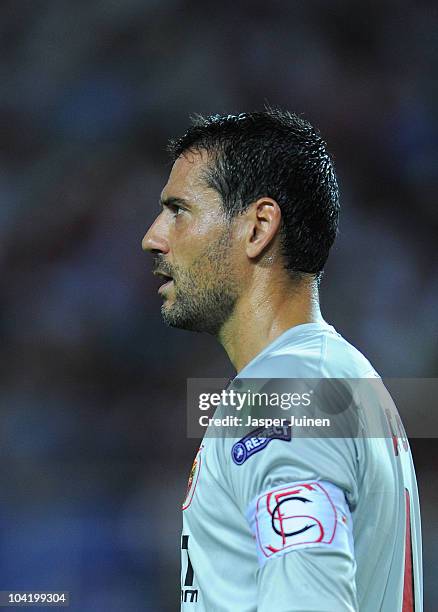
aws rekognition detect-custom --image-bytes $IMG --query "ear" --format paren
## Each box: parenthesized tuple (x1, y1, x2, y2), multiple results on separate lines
(243, 197, 282, 260)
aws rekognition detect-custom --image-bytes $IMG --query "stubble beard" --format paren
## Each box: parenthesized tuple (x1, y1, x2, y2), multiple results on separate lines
(161, 231, 239, 336)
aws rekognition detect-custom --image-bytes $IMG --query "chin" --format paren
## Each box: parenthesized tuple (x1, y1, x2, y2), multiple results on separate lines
(161, 307, 201, 333)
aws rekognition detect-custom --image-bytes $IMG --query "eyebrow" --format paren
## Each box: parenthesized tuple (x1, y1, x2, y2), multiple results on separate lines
(159, 196, 189, 210)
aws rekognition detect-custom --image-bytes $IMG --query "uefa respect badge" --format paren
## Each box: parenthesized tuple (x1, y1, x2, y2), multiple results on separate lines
(231, 425, 291, 465)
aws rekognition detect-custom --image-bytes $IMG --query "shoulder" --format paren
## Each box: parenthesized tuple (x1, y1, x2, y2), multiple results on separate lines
(242, 323, 379, 380)
(321, 329, 379, 378)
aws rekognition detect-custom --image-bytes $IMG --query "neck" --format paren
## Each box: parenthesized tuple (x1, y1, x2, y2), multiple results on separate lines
(218, 274, 324, 373)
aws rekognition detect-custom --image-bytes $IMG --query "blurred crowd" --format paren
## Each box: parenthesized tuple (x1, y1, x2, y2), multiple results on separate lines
(0, 1, 437, 610)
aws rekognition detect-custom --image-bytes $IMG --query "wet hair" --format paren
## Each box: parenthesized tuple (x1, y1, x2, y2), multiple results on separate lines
(168, 108, 339, 281)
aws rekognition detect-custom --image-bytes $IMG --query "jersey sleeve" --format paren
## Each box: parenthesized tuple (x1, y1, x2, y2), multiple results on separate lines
(256, 545, 357, 611)
(226, 419, 362, 611)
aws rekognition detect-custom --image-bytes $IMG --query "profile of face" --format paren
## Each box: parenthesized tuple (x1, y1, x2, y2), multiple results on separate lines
(142, 151, 240, 335)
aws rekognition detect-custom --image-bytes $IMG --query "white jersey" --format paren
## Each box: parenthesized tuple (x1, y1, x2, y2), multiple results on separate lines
(180, 322, 422, 611)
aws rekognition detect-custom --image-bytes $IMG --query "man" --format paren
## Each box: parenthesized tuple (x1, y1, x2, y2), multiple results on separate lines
(142, 110, 422, 611)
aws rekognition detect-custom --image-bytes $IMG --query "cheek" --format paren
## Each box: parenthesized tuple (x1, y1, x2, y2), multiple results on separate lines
(171, 220, 224, 261)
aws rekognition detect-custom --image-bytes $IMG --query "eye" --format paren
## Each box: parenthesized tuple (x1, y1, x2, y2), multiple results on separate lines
(169, 204, 184, 217)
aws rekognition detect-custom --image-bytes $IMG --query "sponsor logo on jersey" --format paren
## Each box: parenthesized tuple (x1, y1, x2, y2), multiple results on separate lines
(181, 535, 198, 603)
(231, 425, 291, 465)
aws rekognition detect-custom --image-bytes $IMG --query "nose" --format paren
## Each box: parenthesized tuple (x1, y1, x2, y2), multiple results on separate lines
(142, 214, 169, 254)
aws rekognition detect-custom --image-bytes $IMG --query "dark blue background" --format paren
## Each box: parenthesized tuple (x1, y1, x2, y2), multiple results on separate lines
(0, 1, 437, 609)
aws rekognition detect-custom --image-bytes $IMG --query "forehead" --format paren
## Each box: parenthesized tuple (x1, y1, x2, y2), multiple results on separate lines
(161, 150, 217, 204)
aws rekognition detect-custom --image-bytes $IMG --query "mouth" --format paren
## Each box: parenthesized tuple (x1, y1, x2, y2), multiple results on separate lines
(153, 270, 174, 294)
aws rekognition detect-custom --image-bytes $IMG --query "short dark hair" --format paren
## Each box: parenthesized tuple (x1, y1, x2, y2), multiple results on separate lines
(168, 109, 339, 280)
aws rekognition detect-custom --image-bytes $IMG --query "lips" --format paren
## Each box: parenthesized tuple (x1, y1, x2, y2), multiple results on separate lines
(158, 278, 174, 294)
(153, 269, 174, 294)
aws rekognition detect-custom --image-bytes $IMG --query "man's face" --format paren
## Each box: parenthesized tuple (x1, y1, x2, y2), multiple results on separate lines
(142, 150, 240, 335)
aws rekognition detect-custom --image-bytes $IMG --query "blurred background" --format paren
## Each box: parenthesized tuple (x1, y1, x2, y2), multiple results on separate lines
(0, 0, 437, 610)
